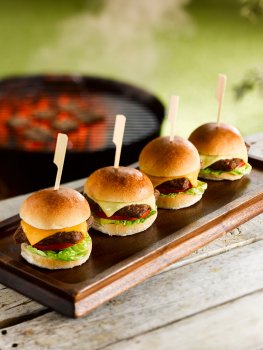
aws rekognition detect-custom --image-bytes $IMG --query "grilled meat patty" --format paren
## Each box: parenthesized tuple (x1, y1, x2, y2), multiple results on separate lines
(14, 226, 28, 244)
(86, 196, 152, 219)
(116, 204, 151, 218)
(14, 216, 93, 246)
(38, 231, 83, 245)
(14, 227, 83, 245)
(156, 178, 191, 192)
(209, 158, 244, 171)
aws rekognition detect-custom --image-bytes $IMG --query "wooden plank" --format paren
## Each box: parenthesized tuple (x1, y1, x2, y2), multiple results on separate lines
(104, 291, 263, 350)
(0, 288, 47, 328)
(0, 240, 262, 349)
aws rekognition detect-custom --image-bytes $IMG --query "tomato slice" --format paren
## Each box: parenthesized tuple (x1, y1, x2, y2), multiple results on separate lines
(95, 209, 151, 221)
(236, 161, 246, 168)
(34, 242, 75, 251)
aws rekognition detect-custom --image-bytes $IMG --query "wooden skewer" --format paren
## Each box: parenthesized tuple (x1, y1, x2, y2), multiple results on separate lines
(168, 95, 180, 142)
(53, 133, 68, 190)
(216, 74, 227, 126)
(113, 114, 126, 168)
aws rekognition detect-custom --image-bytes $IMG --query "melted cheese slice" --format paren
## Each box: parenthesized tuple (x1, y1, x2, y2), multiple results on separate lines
(146, 170, 199, 188)
(92, 195, 156, 218)
(200, 151, 248, 169)
(21, 220, 88, 246)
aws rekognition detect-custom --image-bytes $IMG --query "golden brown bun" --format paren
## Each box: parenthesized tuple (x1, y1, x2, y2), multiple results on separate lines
(92, 212, 157, 236)
(189, 122, 247, 156)
(20, 187, 91, 230)
(84, 166, 154, 202)
(157, 193, 203, 209)
(21, 239, 92, 269)
(199, 171, 243, 181)
(138, 136, 200, 177)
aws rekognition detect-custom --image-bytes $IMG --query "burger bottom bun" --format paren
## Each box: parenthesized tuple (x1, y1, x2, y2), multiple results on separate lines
(157, 193, 203, 210)
(21, 240, 92, 270)
(199, 171, 243, 181)
(92, 212, 157, 236)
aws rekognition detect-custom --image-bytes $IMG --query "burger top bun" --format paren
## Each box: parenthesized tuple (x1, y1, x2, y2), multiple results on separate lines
(84, 166, 154, 203)
(139, 136, 200, 177)
(20, 187, 91, 230)
(189, 122, 247, 156)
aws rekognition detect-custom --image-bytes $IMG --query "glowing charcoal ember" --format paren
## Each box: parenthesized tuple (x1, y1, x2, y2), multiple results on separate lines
(52, 119, 78, 132)
(33, 110, 56, 120)
(24, 127, 53, 142)
(0, 89, 107, 151)
(77, 111, 105, 123)
(7, 116, 29, 129)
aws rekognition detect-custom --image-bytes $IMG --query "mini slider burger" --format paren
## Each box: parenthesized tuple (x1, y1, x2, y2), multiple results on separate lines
(14, 187, 92, 269)
(139, 136, 207, 209)
(84, 166, 157, 236)
(188, 122, 252, 181)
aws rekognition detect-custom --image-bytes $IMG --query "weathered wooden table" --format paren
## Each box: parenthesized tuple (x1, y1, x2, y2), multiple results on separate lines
(0, 175, 262, 350)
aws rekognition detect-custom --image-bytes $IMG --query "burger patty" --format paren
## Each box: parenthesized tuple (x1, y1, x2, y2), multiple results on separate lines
(14, 226, 28, 244)
(116, 204, 151, 218)
(209, 158, 244, 171)
(156, 178, 191, 191)
(37, 231, 84, 245)
(14, 226, 83, 245)
(86, 196, 152, 218)
(13, 216, 94, 246)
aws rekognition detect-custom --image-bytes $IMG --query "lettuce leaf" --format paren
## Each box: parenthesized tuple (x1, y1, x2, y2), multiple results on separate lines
(200, 163, 252, 176)
(229, 163, 252, 175)
(27, 235, 92, 262)
(96, 210, 157, 226)
(159, 180, 207, 198)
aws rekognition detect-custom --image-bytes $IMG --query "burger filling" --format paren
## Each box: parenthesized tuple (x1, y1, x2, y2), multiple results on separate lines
(86, 195, 157, 226)
(200, 158, 251, 177)
(14, 227, 84, 247)
(13, 217, 93, 261)
(26, 235, 91, 262)
(156, 178, 192, 194)
(156, 178, 207, 197)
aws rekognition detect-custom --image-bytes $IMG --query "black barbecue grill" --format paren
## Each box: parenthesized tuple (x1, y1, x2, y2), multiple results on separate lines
(0, 75, 164, 198)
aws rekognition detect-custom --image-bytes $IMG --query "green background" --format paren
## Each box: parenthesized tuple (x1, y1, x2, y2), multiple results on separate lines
(0, 0, 262, 137)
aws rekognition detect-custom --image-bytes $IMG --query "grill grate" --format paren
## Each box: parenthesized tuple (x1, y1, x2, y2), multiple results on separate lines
(0, 76, 162, 153)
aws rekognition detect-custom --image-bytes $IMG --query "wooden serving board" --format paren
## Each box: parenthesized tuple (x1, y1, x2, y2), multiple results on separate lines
(0, 159, 263, 318)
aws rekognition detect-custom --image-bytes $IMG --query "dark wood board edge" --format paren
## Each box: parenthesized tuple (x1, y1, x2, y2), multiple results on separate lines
(73, 190, 263, 318)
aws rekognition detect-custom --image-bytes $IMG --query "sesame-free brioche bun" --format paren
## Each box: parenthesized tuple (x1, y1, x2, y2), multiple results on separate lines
(21, 240, 92, 270)
(20, 187, 91, 230)
(157, 193, 202, 209)
(188, 122, 247, 156)
(199, 171, 243, 181)
(93, 211, 157, 236)
(139, 136, 200, 177)
(84, 166, 154, 202)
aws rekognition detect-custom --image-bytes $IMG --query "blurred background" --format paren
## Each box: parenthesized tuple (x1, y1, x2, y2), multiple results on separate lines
(0, 0, 262, 198)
